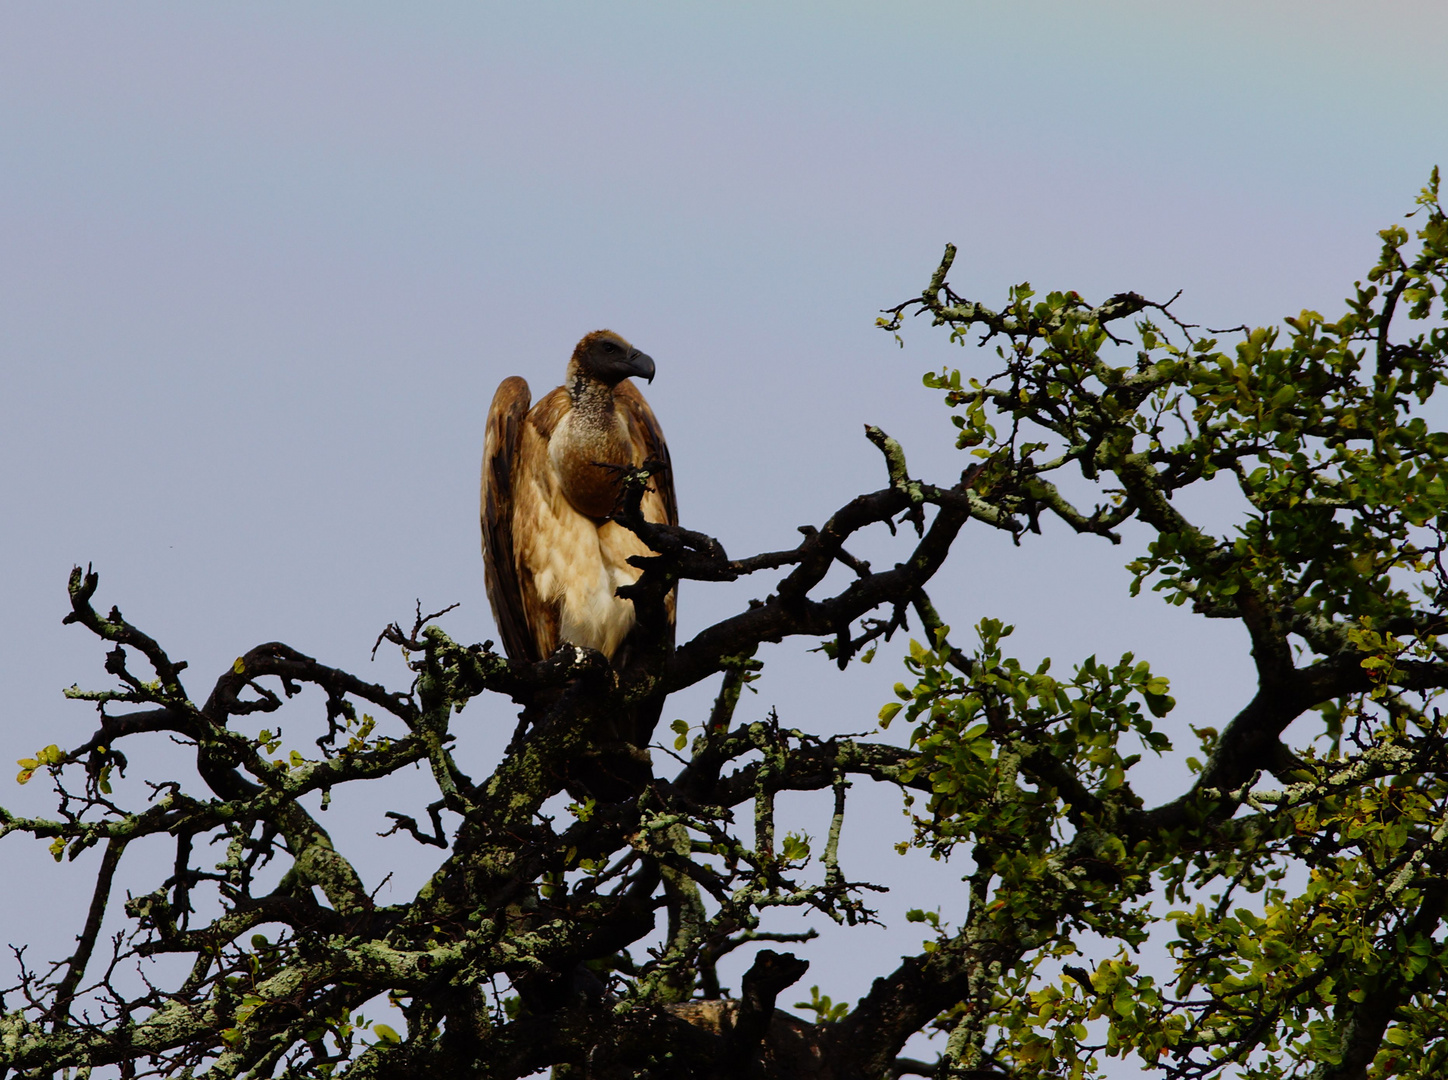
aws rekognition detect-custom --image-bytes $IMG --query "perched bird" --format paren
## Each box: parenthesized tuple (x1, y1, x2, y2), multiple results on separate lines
(480, 329, 677, 729)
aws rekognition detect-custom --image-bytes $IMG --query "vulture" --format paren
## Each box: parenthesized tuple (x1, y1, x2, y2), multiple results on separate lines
(480, 329, 678, 677)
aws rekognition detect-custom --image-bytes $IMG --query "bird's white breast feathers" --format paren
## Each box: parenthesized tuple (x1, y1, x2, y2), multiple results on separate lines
(513, 415, 659, 660)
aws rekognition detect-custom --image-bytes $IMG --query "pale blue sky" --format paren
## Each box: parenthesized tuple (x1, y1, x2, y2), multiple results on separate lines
(2, 3, 1445, 1074)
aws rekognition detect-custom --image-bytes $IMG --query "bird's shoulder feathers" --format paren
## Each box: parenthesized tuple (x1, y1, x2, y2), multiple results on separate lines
(525, 385, 571, 441)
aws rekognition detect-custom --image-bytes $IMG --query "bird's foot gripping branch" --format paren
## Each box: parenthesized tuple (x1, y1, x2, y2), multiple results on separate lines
(6, 171, 1448, 1079)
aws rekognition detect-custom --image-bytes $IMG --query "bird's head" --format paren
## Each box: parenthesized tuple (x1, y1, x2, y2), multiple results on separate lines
(569, 330, 656, 386)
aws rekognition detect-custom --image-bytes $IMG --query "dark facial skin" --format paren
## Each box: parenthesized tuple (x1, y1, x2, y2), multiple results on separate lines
(582, 333, 655, 385)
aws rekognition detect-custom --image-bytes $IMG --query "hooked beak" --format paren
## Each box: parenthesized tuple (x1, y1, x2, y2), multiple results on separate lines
(624, 348, 656, 383)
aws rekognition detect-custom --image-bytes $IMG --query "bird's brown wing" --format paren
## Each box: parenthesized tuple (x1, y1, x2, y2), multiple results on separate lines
(510, 389, 570, 659)
(481, 376, 541, 663)
(615, 377, 678, 653)
(608, 378, 677, 756)
(615, 379, 678, 527)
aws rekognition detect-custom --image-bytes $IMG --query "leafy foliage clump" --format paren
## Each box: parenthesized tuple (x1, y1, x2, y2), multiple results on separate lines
(872, 168, 1448, 1078)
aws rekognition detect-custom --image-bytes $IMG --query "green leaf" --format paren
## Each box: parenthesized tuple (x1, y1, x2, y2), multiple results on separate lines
(782, 832, 811, 862)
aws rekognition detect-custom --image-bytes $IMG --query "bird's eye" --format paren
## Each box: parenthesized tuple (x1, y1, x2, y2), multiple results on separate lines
(602, 341, 621, 353)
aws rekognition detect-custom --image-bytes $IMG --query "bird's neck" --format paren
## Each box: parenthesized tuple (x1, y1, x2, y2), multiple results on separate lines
(556, 369, 632, 517)
(567, 366, 617, 425)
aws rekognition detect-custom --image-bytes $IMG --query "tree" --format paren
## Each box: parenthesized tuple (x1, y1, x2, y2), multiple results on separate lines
(3, 170, 1447, 1080)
